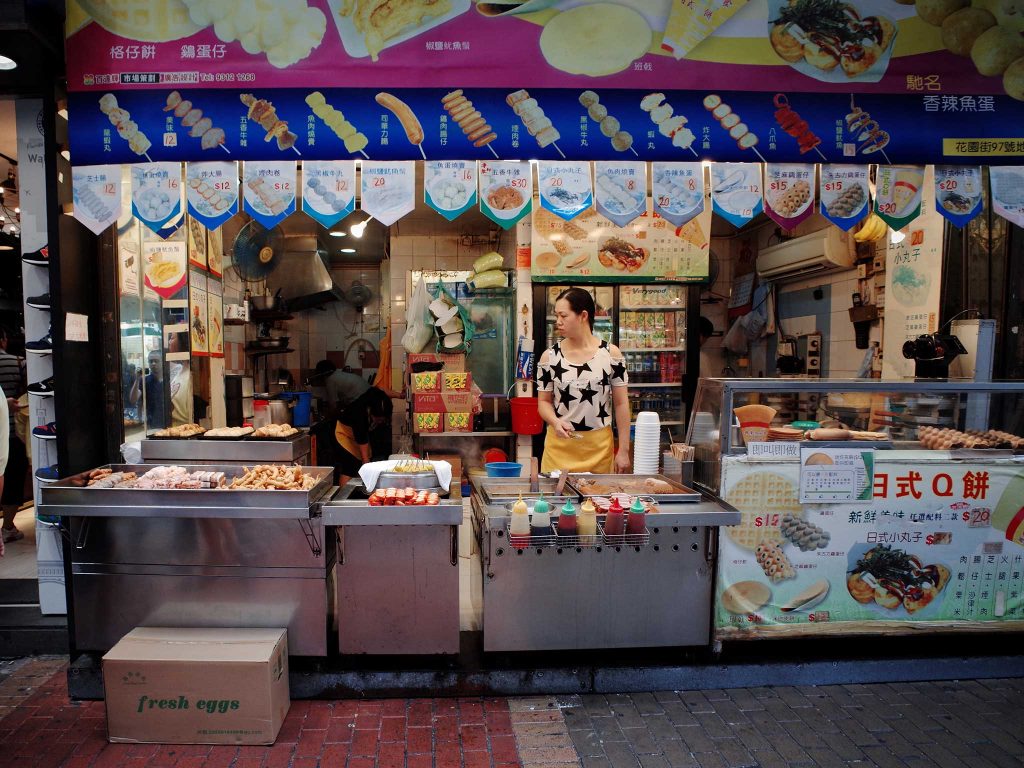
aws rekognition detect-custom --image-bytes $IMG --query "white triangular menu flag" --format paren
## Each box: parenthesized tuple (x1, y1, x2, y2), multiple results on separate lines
(360, 161, 416, 226)
(241, 161, 296, 230)
(186, 161, 238, 230)
(72, 165, 122, 235)
(988, 167, 1024, 228)
(131, 162, 183, 237)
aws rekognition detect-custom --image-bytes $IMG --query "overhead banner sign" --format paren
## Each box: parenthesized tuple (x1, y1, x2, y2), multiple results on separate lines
(711, 163, 762, 228)
(875, 165, 925, 231)
(72, 165, 121, 235)
(819, 165, 870, 231)
(68, 87, 1024, 165)
(185, 161, 238, 230)
(537, 161, 593, 221)
(594, 161, 646, 227)
(763, 164, 815, 230)
(302, 159, 356, 228)
(934, 165, 983, 228)
(130, 163, 182, 236)
(479, 161, 531, 230)
(360, 161, 416, 226)
(651, 162, 703, 228)
(423, 160, 477, 221)
(241, 161, 296, 229)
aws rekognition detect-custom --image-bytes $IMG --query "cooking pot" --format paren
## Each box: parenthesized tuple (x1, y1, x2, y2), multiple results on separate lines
(267, 398, 294, 425)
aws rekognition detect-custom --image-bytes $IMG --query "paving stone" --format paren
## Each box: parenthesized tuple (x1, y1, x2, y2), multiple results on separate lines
(676, 726, 717, 754)
(730, 724, 771, 752)
(654, 692, 683, 704)
(592, 715, 627, 741)
(747, 748, 810, 768)
(715, 737, 757, 768)
(583, 756, 612, 768)
(660, 739, 700, 768)
(873, 730, 925, 758)
(761, 730, 812, 764)
(916, 742, 971, 768)
(620, 726, 663, 755)
(846, 704, 895, 733)
(693, 752, 728, 768)
(680, 692, 715, 714)
(760, 700, 803, 724)
(644, 714, 683, 741)
(694, 712, 734, 739)
(793, 708, 842, 735)
(703, 690, 731, 702)
(583, 695, 614, 716)
(638, 755, 671, 768)
(777, 718, 829, 750)
(725, 690, 765, 713)
(708, 700, 749, 726)
(603, 739, 643, 768)
(632, 693, 666, 716)
(860, 744, 910, 768)
(661, 702, 699, 728)
(972, 741, 1024, 768)
(570, 729, 607, 757)
(803, 747, 848, 768)
(835, 714, 882, 746)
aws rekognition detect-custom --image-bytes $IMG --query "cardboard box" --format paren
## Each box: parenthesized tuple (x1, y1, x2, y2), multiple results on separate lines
(411, 371, 441, 393)
(442, 371, 472, 393)
(413, 392, 475, 413)
(413, 412, 443, 433)
(428, 453, 463, 485)
(103, 628, 289, 745)
(445, 412, 472, 432)
(406, 353, 466, 371)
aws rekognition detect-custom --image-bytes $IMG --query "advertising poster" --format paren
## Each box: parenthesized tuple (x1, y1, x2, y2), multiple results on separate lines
(207, 226, 223, 277)
(186, 217, 207, 270)
(423, 160, 477, 221)
(934, 165, 983, 228)
(302, 159, 357, 227)
(189, 272, 209, 357)
(185, 161, 238, 230)
(130, 163, 183, 235)
(242, 161, 297, 229)
(479, 160, 531, 229)
(537, 161, 593, 221)
(711, 163, 762, 228)
(819, 165, 870, 231)
(142, 240, 188, 300)
(651, 162, 703, 227)
(531, 195, 711, 283)
(72, 165, 121, 234)
(875, 165, 925, 230)
(881, 166, 943, 380)
(360, 160, 416, 225)
(207, 279, 224, 358)
(594, 161, 646, 227)
(716, 457, 1024, 639)
(118, 219, 141, 298)
(763, 164, 815, 230)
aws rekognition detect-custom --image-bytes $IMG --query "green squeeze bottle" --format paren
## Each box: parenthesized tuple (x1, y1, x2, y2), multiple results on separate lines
(558, 499, 577, 535)
(626, 497, 647, 535)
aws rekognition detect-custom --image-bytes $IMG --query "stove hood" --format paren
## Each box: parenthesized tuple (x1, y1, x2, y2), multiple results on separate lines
(267, 233, 343, 311)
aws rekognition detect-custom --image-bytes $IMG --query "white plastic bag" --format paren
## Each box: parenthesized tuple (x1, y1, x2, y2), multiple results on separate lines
(401, 276, 433, 354)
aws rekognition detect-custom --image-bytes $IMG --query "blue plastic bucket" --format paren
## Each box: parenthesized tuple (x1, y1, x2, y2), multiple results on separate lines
(281, 391, 312, 427)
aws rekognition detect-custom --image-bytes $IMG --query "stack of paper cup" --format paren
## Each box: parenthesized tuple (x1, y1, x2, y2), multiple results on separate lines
(633, 411, 661, 474)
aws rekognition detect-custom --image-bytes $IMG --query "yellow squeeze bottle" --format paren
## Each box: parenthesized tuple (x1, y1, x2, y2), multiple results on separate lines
(510, 493, 531, 547)
(577, 498, 598, 536)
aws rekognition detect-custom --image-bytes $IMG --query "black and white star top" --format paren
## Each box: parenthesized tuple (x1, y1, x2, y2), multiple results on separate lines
(536, 340, 628, 431)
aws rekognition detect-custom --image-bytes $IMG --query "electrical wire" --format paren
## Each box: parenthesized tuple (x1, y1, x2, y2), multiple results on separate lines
(939, 308, 982, 332)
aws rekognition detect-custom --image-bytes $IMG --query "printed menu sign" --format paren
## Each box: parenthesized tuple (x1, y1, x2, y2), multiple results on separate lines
(933, 165, 983, 228)
(651, 162, 703, 228)
(189, 272, 209, 357)
(989, 167, 1024, 228)
(799, 447, 874, 504)
(875, 165, 924, 230)
(716, 457, 1024, 638)
(479, 160, 531, 230)
(242, 161, 296, 229)
(185, 161, 238, 230)
(537, 161, 593, 221)
(207, 279, 224, 358)
(763, 164, 815, 229)
(72, 165, 121, 235)
(423, 160, 477, 221)
(711, 163, 762, 228)
(594, 161, 646, 227)
(819, 165, 870, 231)
(360, 161, 415, 226)
(142, 240, 187, 300)
(302, 159, 356, 228)
(131, 163, 182, 235)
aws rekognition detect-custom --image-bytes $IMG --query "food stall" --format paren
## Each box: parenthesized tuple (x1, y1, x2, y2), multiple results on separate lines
(687, 379, 1024, 645)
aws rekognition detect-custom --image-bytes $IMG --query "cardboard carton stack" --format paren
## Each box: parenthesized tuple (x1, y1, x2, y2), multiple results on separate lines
(409, 353, 473, 434)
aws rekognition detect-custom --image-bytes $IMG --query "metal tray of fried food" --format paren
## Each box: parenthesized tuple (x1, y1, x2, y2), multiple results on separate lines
(566, 474, 701, 504)
(479, 478, 567, 505)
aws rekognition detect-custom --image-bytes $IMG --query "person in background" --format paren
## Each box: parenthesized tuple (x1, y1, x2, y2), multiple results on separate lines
(0, 387, 8, 557)
(130, 351, 166, 429)
(536, 287, 631, 474)
(698, 315, 715, 377)
(0, 328, 27, 544)
(311, 359, 371, 413)
(333, 388, 393, 484)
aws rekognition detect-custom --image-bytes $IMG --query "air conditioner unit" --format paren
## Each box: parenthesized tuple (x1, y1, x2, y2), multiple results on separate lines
(757, 228, 856, 283)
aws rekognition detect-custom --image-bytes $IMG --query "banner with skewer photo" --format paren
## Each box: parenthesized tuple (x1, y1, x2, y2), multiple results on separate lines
(72, 165, 122, 235)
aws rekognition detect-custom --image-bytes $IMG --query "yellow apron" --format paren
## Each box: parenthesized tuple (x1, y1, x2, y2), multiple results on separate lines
(541, 425, 614, 475)
(334, 421, 361, 459)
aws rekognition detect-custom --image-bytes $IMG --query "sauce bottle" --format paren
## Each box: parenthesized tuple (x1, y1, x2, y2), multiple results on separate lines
(626, 497, 647, 535)
(510, 493, 531, 547)
(578, 498, 598, 537)
(604, 496, 626, 536)
(557, 500, 577, 535)
(531, 494, 552, 536)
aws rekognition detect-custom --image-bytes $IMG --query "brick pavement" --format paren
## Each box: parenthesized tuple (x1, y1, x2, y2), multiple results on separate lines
(1, 657, 1023, 768)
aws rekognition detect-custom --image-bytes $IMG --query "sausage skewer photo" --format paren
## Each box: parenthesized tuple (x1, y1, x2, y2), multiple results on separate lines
(376, 92, 428, 159)
(441, 89, 499, 158)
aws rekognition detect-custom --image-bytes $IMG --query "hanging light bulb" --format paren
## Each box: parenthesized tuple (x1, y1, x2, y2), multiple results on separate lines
(350, 216, 372, 238)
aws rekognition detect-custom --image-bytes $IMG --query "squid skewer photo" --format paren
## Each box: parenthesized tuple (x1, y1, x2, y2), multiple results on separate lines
(165, 91, 230, 154)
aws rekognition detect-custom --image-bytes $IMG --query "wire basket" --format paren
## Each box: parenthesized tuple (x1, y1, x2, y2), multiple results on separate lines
(552, 521, 600, 548)
(503, 521, 649, 549)
(601, 526, 651, 548)
(505, 522, 558, 549)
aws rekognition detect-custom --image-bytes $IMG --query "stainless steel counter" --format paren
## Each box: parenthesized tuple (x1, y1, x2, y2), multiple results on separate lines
(140, 435, 311, 464)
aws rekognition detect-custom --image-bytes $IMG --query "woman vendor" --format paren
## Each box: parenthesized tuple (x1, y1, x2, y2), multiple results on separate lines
(334, 388, 393, 484)
(536, 287, 631, 474)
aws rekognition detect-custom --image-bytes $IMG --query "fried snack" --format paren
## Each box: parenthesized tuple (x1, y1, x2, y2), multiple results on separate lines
(148, 260, 181, 287)
(754, 540, 796, 583)
(340, 0, 452, 61)
(99, 94, 152, 157)
(561, 220, 589, 240)
(780, 513, 831, 551)
(229, 464, 318, 490)
(734, 404, 777, 444)
(721, 581, 772, 614)
(539, 3, 651, 77)
(246, 177, 289, 216)
(580, 90, 635, 154)
(306, 91, 368, 155)
(252, 424, 300, 438)
(844, 97, 890, 155)
(640, 92, 695, 152)
(487, 186, 524, 210)
(507, 90, 561, 151)
(152, 423, 206, 438)
(723, 471, 801, 550)
(165, 91, 225, 151)
(239, 93, 297, 151)
(772, 94, 821, 155)
(704, 95, 760, 153)
(552, 239, 572, 256)
(770, 180, 811, 217)
(204, 426, 255, 437)
(376, 92, 425, 154)
(441, 90, 497, 150)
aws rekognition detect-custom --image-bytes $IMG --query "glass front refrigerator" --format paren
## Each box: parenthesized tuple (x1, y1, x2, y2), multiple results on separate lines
(536, 284, 692, 441)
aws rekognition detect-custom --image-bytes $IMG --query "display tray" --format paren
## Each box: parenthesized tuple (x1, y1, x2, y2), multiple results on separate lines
(197, 430, 256, 440)
(38, 464, 335, 519)
(146, 432, 205, 440)
(479, 478, 565, 505)
(566, 474, 701, 504)
(247, 429, 307, 441)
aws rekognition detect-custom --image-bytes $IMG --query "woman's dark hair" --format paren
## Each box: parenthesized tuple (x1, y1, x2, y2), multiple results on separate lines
(555, 287, 595, 330)
(364, 387, 393, 418)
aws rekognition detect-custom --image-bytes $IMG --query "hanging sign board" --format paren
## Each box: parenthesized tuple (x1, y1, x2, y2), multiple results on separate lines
(651, 162, 703, 228)
(479, 160, 531, 230)
(874, 165, 925, 230)
(594, 161, 646, 227)
(819, 165, 870, 231)
(72, 165, 121, 235)
(989, 167, 1024, 228)
(537, 161, 593, 221)
(185, 161, 238, 230)
(131, 163, 182, 236)
(711, 163, 762, 228)
(423, 160, 477, 221)
(933, 165, 983, 228)
(302, 159, 357, 228)
(242, 161, 296, 229)
(763, 164, 815, 229)
(359, 161, 416, 226)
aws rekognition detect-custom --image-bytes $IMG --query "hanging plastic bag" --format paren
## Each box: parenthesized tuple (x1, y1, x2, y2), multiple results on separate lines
(431, 281, 475, 355)
(401, 276, 433, 354)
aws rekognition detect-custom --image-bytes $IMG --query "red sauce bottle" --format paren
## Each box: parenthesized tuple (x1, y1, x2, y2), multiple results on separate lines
(604, 496, 626, 536)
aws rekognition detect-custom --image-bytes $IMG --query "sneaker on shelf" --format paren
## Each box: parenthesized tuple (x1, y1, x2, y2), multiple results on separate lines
(32, 422, 57, 440)
(27, 376, 55, 396)
(26, 292, 51, 310)
(35, 465, 60, 483)
(25, 328, 53, 354)
(22, 246, 49, 267)
(2, 527, 24, 543)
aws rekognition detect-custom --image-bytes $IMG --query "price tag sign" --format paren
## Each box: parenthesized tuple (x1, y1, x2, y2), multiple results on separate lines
(799, 447, 875, 503)
(360, 160, 415, 226)
(303, 160, 356, 228)
(874, 165, 924, 230)
(934, 165, 983, 229)
(990, 166, 1024, 228)
(763, 164, 815, 229)
(652, 162, 703, 227)
(537, 161, 593, 221)
(71, 165, 122, 235)
(594, 161, 646, 227)
(424, 160, 477, 221)
(131, 162, 183, 236)
(479, 160, 532, 230)
(242, 161, 296, 229)
(711, 163, 762, 228)
(186, 162, 238, 231)
(819, 165, 870, 230)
